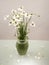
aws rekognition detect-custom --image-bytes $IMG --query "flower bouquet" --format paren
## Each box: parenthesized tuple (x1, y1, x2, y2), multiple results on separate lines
(4, 6, 40, 55)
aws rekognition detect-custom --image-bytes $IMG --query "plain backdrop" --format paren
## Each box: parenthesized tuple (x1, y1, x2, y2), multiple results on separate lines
(0, 0, 49, 40)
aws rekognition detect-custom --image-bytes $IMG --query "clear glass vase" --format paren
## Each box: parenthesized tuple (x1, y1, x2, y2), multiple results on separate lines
(16, 40, 29, 55)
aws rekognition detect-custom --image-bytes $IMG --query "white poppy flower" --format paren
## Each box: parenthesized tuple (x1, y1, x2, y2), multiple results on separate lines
(18, 7, 23, 12)
(14, 22, 19, 27)
(28, 14, 32, 19)
(30, 21, 35, 27)
(9, 19, 15, 24)
(11, 9, 17, 16)
(11, 9, 16, 13)
(8, 20, 12, 26)
(16, 15, 20, 18)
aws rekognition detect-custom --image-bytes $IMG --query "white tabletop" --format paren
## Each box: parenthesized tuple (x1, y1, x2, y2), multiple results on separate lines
(0, 40, 49, 65)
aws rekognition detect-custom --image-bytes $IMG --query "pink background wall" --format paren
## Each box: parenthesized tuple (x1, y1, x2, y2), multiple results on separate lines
(0, 0, 49, 40)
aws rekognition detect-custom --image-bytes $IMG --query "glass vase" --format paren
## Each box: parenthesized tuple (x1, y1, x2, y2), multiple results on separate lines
(16, 40, 28, 55)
